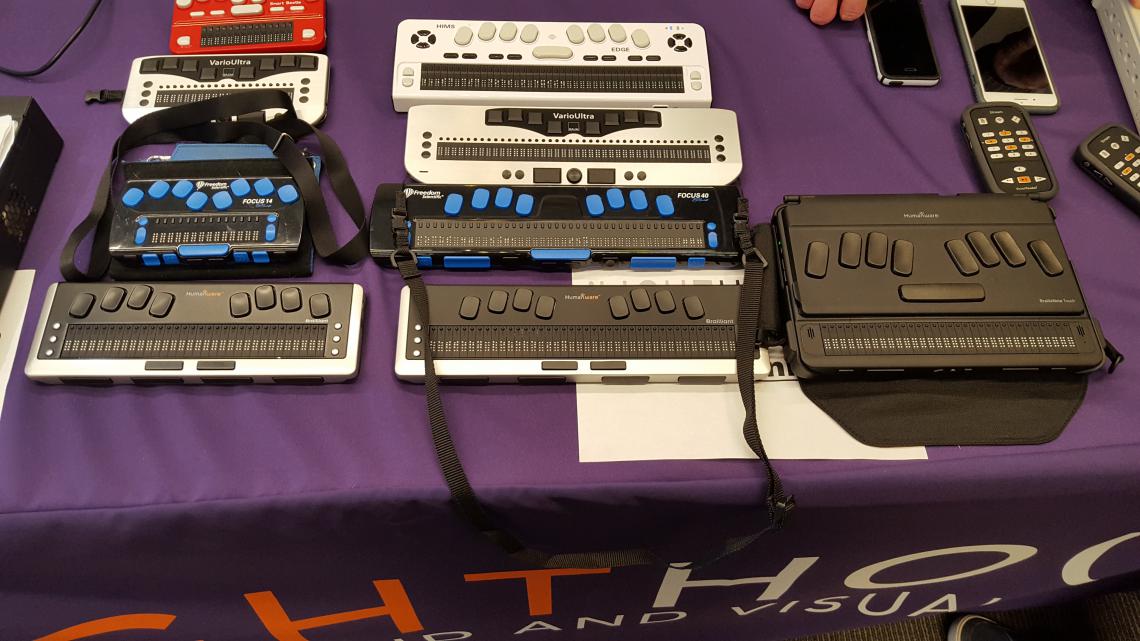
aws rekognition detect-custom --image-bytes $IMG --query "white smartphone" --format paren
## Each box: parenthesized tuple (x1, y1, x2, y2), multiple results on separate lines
(950, 0, 1059, 114)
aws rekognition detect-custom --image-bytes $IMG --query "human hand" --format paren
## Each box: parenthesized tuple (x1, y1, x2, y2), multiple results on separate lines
(795, 0, 869, 25)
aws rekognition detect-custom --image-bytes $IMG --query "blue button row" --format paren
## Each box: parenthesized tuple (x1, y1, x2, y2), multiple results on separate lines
(139, 247, 270, 266)
(121, 178, 297, 212)
(436, 189, 675, 218)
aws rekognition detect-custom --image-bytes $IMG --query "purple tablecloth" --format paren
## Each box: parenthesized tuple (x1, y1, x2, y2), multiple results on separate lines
(1, 2, 1138, 640)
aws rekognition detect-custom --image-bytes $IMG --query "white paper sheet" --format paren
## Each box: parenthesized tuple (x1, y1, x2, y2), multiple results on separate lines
(0, 270, 34, 423)
(572, 268, 927, 462)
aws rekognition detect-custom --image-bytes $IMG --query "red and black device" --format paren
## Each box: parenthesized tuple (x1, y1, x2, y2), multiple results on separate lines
(170, 0, 326, 55)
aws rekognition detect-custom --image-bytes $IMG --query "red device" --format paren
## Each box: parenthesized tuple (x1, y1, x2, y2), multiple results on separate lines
(170, 0, 326, 55)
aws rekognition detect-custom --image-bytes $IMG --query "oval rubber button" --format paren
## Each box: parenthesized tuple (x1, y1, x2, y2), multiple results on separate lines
(454, 26, 473, 45)
(444, 193, 463, 216)
(477, 22, 496, 41)
(520, 24, 538, 43)
(212, 191, 234, 211)
(500, 22, 517, 41)
(254, 178, 275, 197)
(632, 28, 650, 48)
(494, 187, 513, 208)
(186, 191, 208, 211)
(515, 194, 534, 216)
(655, 194, 675, 216)
(533, 46, 573, 59)
(277, 184, 299, 204)
(587, 24, 605, 42)
(585, 194, 604, 217)
(629, 189, 648, 211)
(121, 187, 145, 207)
(230, 178, 251, 197)
(566, 25, 585, 44)
(147, 181, 170, 199)
(471, 188, 490, 209)
(171, 180, 194, 199)
(608, 24, 627, 42)
(606, 188, 625, 209)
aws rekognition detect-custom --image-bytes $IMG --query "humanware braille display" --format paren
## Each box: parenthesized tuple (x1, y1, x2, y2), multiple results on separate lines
(391, 20, 711, 111)
(370, 184, 745, 269)
(170, 0, 326, 55)
(775, 194, 1108, 377)
(405, 106, 741, 186)
(108, 145, 314, 278)
(25, 282, 363, 385)
(123, 54, 329, 124)
(961, 102, 1056, 199)
(395, 284, 774, 383)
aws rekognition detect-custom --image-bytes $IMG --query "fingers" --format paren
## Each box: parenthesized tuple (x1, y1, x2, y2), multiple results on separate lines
(1133, 0, 1140, 8)
(796, 0, 815, 8)
(839, 0, 869, 21)
(809, 0, 840, 25)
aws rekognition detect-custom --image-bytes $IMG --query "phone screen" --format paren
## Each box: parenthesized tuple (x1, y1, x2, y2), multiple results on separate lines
(962, 5, 1051, 95)
(867, 0, 939, 79)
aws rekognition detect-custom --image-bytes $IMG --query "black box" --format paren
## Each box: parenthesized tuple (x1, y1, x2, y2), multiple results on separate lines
(0, 97, 62, 302)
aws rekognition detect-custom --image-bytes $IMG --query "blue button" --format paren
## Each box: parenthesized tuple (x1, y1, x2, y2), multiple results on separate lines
(233, 251, 250, 264)
(121, 188, 145, 208)
(443, 255, 491, 269)
(606, 188, 626, 210)
(530, 249, 592, 261)
(278, 184, 299, 204)
(212, 191, 233, 211)
(230, 179, 251, 197)
(254, 178, 275, 197)
(444, 193, 463, 216)
(585, 194, 605, 217)
(630, 256, 677, 270)
(707, 232, 719, 249)
(265, 223, 277, 242)
(706, 222, 717, 231)
(630, 190, 648, 211)
(687, 257, 706, 268)
(417, 256, 434, 268)
(137, 216, 149, 226)
(172, 180, 194, 199)
(162, 253, 179, 265)
(515, 194, 535, 216)
(147, 181, 170, 199)
(141, 253, 160, 266)
(186, 192, 208, 211)
(252, 251, 270, 264)
(177, 244, 231, 258)
(268, 214, 278, 223)
(134, 228, 147, 245)
(494, 187, 513, 208)
(471, 188, 490, 210)
(656, 195, 675, 217)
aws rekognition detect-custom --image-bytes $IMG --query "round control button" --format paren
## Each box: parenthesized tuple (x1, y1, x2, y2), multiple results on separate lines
(567, 168, 583, 184)
(624, 171, 634, 180)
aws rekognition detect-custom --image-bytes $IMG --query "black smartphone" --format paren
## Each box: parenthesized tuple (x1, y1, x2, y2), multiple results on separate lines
(865, 0, 941, 86)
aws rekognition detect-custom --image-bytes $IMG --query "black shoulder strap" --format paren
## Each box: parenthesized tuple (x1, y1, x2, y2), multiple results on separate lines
(61, 90, 367, 281)
(385, 187, 792, 569)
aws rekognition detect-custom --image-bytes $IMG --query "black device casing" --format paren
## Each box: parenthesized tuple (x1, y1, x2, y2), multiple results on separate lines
(774, 194, 1107, 378)
(1074, 123, 1140, 216)
(961, 102, 1057, 200)
(0, 97, 62, 302)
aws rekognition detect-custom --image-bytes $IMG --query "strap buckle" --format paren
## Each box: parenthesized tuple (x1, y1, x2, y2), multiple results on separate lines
(768, 494, 795, 530)
(390, 246, 419, 270)
(741, 246, 768, 269)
